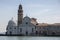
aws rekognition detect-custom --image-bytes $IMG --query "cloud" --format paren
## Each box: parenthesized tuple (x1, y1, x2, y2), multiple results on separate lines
(37, 15, 60, 24)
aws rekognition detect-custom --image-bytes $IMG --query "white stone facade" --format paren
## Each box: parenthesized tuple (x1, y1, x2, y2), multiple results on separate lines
(6, 16, 36, 35)
(18, 16, 36, 35)
(6, 20, 17, 35)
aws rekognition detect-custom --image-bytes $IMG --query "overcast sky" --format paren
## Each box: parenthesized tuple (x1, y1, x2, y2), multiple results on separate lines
(0, 0, 60, 33)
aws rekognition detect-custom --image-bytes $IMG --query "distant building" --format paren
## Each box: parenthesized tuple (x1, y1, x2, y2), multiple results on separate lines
(6, 3, 60, 36)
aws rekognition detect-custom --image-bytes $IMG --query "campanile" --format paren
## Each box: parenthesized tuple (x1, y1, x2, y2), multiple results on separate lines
(18, 4, 23, 26)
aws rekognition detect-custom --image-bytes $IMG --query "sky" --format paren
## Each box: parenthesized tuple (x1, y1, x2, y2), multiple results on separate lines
(0, 0, 60, 33)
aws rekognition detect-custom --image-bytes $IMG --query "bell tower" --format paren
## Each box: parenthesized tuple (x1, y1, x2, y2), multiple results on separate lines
(18, 4, 23, 26)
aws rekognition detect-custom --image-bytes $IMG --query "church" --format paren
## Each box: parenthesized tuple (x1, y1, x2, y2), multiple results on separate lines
(6, 4, 38, 36)
(6, 3, 60, 36)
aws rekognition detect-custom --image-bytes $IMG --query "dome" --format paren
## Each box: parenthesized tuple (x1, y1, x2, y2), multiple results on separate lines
(8, 20, 16, 26)
(24, 16, 31, 21)
(24, 16, 30, 19)
(22, 16, 31, 24)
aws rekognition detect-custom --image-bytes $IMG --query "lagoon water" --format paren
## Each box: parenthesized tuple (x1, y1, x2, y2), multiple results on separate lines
(0, 36, 60, 40)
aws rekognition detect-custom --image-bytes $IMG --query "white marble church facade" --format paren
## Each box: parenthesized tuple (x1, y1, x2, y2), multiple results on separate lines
(18, 16, 36, 35)
(6, 4, 36, 36)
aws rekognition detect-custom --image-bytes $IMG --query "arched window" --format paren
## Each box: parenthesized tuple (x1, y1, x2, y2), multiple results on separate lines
(26, 31, 28, 35)
(36, 31, 38, 35)
(43, 31, 47, 36)
(26, 22, 28, 24)
(10, 27, 11, 29)
(14, 27, 16, 29)
(20, 28, 22, 32)
(35, 26, 36, 29)
(52, 32, 56, 35)
(10, 31, 12, 35)
(32, 28, 33, 32)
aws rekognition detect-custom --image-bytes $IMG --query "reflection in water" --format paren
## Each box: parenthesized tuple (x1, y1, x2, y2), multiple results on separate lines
(0, 36, 60, 40)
